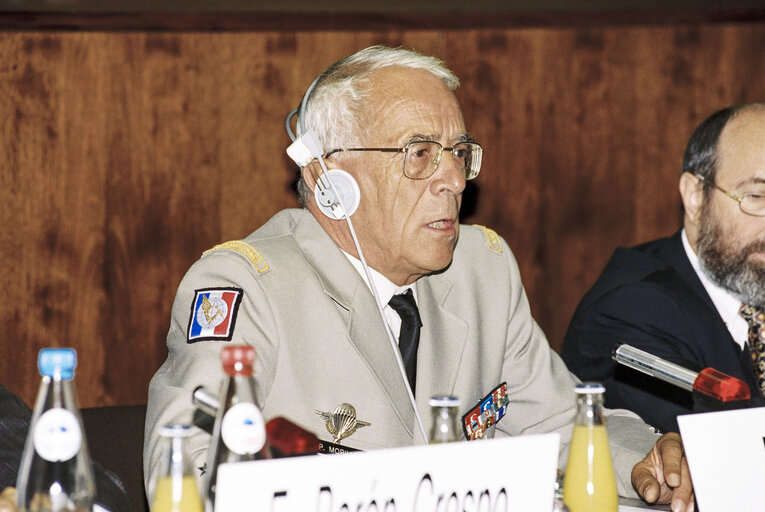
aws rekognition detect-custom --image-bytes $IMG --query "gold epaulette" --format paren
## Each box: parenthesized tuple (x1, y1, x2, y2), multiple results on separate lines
(473, 225, 503, 254)
(203, 240, 270, 274)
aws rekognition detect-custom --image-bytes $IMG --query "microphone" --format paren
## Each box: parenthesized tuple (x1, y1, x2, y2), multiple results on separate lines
(193, 385, 320, 457)
(611, 343, 754, 411)
(193, 384, 220, 417)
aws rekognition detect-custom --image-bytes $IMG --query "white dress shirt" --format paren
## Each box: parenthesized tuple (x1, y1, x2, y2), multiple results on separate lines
(681, 229, 748, 349)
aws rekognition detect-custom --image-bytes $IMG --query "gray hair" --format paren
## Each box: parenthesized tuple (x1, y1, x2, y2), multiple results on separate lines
(294, 45, 460, 205)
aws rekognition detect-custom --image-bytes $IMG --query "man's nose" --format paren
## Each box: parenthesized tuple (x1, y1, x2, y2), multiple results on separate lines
(430, 151, 466, 195)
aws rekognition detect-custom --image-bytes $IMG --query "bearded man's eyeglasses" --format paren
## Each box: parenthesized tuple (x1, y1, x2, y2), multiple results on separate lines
(695, 174, 765, 217)
(325, 141, 483, 181)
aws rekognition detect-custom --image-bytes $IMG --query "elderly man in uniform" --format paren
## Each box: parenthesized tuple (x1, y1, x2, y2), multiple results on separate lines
(562, 103, 765, 434)
(144, 45, 694, 510)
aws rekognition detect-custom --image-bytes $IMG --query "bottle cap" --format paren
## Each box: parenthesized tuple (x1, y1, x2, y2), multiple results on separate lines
(221, 345, 255, 377)
(38, 348, 77, 380)
(574, 382, 605, 394)
(429, 395, 461, 408)
(159, 424, 193, 438)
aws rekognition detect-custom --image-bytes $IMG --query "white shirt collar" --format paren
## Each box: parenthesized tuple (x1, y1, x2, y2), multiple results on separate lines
(341, 251, 416, 303)
(681, 228, 748, 349)
(341, 251, 417, 343)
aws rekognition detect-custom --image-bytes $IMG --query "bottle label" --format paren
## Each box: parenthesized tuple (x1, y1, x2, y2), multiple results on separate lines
(221, 402, 266, 455)
(33, 408, 82, 462)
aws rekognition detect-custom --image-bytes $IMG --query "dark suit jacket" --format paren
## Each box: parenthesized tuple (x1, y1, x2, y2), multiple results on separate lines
(561, 231, 756, 434)
(0, 384, 129, 512)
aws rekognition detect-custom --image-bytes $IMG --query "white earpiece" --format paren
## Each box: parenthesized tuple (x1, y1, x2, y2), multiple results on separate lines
(286, 129, 360, 219)
(314, 169, 360, 220)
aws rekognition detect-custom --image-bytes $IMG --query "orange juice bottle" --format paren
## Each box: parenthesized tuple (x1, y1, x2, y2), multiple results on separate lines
(152, 475, 203, 512)
(562, 383, 618, 512)
(151, 425, 204, 512)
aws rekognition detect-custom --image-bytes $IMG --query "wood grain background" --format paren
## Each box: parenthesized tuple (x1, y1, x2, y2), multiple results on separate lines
(2, 22, 765, 408)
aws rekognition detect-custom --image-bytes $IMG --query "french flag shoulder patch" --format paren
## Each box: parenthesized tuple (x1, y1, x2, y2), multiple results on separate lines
(187, 287, 243, 343)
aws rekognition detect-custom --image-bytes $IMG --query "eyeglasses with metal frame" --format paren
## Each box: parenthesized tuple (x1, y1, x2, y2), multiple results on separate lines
(694, 173, 765, 217)
(325, 140, 483, 181)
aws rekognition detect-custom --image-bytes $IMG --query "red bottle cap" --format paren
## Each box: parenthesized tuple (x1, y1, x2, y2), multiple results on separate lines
(693, 367, 751, 402)
(221, 345, 255, 377)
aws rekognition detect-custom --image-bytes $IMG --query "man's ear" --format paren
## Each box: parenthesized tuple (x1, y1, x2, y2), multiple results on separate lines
(301, 160, 324, 192)
(679, 172, 705, 225)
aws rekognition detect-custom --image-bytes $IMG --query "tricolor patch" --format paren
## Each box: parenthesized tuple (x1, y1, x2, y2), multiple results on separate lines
(187, 287, 243, 343)
(462, 382, 509, 440)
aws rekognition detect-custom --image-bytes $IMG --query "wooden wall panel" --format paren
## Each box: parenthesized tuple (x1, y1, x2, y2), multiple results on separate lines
(2, 23, 765, 407)
(446, 23, 765, 350)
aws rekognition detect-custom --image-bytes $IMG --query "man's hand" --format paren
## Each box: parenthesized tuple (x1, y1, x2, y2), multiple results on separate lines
(631, 432, 694, 512)
(0, 487, 17, 512)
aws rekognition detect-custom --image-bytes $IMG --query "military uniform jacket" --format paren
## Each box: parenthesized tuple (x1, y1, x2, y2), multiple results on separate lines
(144, 209, 657, 497)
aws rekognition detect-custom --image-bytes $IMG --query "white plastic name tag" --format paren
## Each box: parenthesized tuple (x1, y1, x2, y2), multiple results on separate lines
(215, 433, 560, 512)
(678, 407, 765, 511)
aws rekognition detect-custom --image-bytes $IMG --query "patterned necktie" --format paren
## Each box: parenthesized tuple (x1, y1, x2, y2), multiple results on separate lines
(738, 303, 765, 398)
(388, 290, 422, 395)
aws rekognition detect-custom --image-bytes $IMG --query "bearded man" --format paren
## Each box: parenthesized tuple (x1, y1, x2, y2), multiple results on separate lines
(562, 103, 765, 434)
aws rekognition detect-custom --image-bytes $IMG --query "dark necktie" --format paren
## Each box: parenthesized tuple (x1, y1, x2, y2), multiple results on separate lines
(738, 303, 765, 398)
(388, 290, 422, 395)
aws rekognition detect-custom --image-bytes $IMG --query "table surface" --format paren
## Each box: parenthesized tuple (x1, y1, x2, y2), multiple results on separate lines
(619, 497, 671, 511)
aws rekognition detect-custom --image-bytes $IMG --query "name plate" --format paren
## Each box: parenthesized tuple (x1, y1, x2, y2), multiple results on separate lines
(678, 407, 765, 511)
(215, 433, 560, 511)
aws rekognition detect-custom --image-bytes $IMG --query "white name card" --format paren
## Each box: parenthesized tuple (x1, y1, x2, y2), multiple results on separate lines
(215, 433, 560, 512)
(677, 407, 765, 512)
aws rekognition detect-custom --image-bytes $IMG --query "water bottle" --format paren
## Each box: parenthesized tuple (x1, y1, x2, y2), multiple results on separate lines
(428, 396, 461, 444)
(562, 382, 618, 512)
(150, 424, 204, 512)
(203, 345, 270, 512)
(16, 348, 95, 512)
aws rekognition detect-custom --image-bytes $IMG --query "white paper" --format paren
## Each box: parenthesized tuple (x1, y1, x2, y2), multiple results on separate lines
(678, 407, 765, 512)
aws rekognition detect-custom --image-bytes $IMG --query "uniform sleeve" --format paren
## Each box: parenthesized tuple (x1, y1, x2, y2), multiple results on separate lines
(492, 242, 658, 498)
(142, 250, 279, 494)
(561, 281, 702, 434)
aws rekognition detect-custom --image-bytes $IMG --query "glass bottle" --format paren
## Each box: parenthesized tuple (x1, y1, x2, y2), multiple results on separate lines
(203, 345, 270, 512)
(151, 424, 204, 512)
(16, 348, 95, 512)
(562, 382, 618, 512)
(552, 470, 571, 512)
(428, 396, 461, 444)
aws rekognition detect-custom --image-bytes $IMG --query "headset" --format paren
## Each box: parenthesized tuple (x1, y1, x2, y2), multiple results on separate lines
(285, 74, 428, 442)
(285, 75, 360, 221)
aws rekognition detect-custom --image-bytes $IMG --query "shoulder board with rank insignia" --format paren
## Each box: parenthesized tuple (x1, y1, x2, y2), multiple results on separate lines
(203, 240, 270, 275)
(462, 382, 509, 440)
(473, 225, 503, 254)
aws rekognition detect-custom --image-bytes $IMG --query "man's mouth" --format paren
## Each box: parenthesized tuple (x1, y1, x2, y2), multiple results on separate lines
(427, 219, 453, 229)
